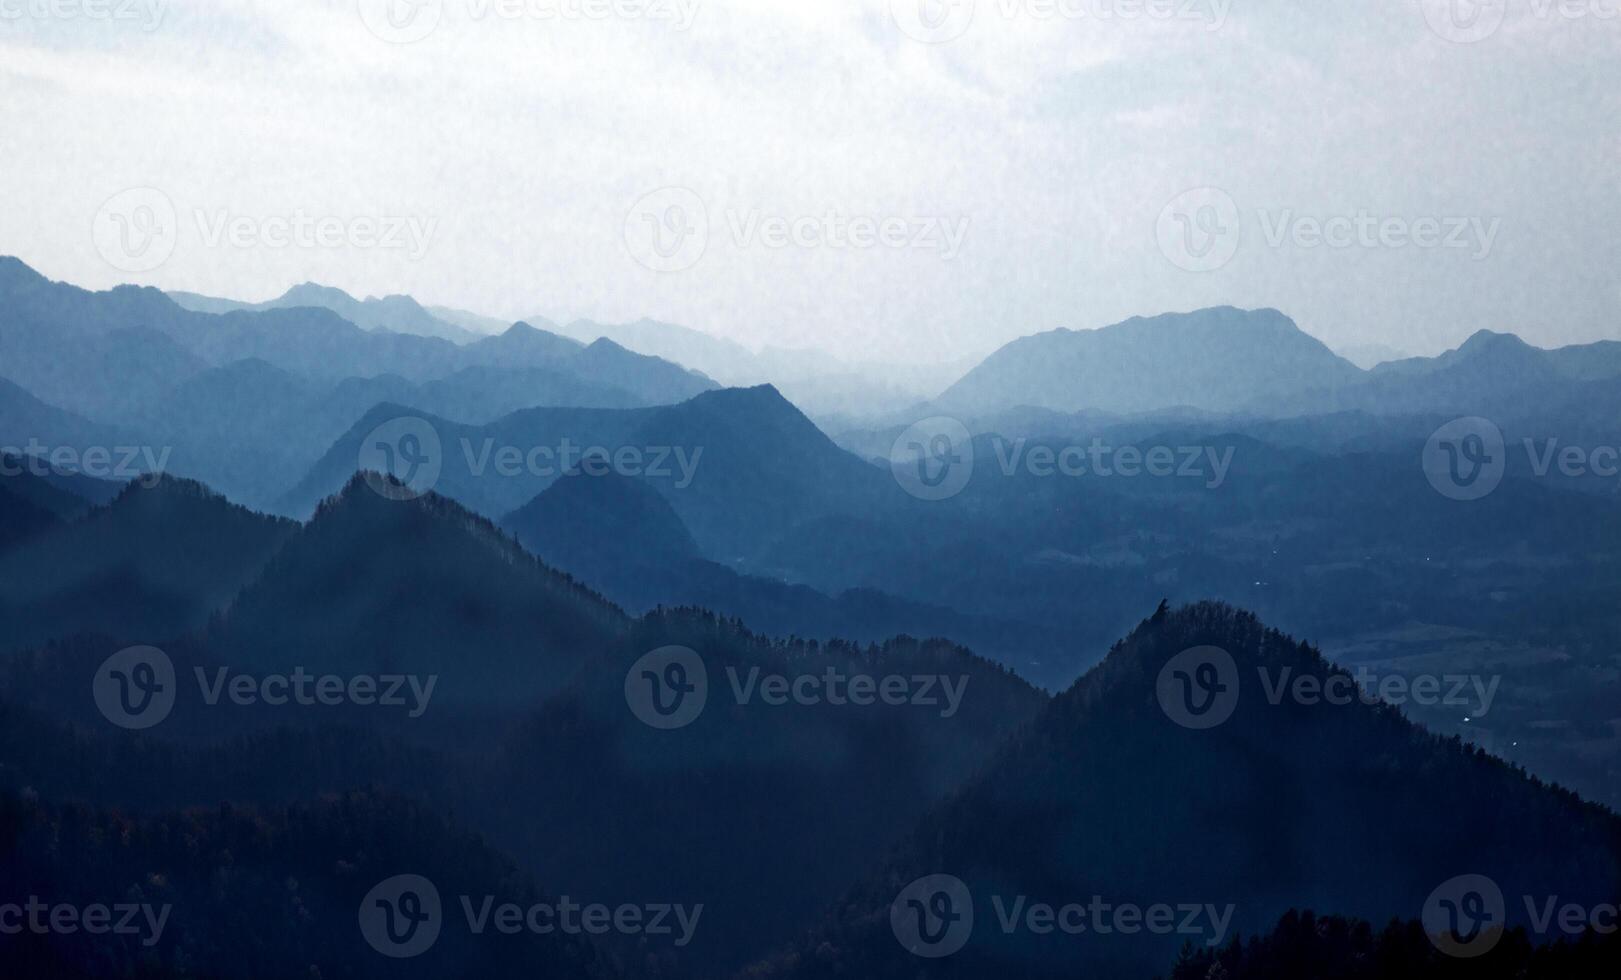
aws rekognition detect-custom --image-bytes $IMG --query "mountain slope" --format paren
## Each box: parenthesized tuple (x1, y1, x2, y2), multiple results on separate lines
(0, 789, 619, 980)
(939, 307, 1363, 414)
(210, 474, 627, 708)
(750, 602, 1621, 979)
(2, 260, 713, 428)
(502, 466, 701, 573)
(170, 282, 479, 343)
(0, 475, 298, 652)
(281, 386, 891, 560)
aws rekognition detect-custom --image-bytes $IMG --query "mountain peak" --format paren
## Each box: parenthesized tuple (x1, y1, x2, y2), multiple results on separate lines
(584, 336, 631, 354)
(279, 282, 355, 306)
(941, 307, 1357, 415)
(0, 255, 47, 289)
(1456, 328, 1535, 356)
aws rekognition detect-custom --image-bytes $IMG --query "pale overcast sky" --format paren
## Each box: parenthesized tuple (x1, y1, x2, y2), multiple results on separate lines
(1, 0, 1616, 363)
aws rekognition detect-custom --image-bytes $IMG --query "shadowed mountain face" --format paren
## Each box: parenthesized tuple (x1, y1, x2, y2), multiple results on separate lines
(0, 475, 297, 654)
(281, 385, 890, 559)
(0, 791, 620, 980)
(207, 474, 628, 710)
(0, 475, 1048, 975)
(502, 466, 702, 573)
(748, 603, 1621, 979)
(938, 307, 1363, 415)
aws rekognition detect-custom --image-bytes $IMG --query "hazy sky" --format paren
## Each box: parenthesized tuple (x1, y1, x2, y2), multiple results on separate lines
(1, 0, 1616, 363)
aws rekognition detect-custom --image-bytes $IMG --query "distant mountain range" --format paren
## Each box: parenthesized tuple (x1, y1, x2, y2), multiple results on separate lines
(169, 282, 482, 344)
(0, 258, 716, 508)
(938, 307, 1364, 415)
(8, 256, 1621, 975)
(280, 385, 886, 555)
(935, 306, 1621, 420)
